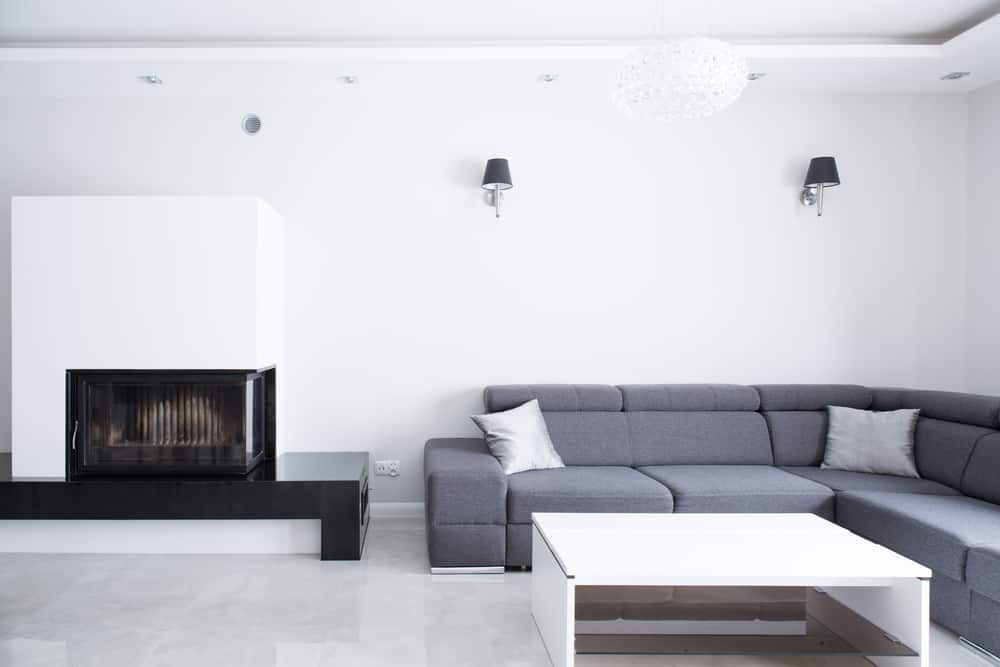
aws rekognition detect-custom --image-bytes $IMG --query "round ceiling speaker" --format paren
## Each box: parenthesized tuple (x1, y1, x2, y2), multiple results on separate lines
(242, 114, 262, 135)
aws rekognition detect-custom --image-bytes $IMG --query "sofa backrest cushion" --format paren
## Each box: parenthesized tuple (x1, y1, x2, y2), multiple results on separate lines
(753, 385, 872, 466)
(483, 385, 630, 466)
(620, 385, 770, 466)
(871, 388, 1000, 430)
(870, 388, 1000, 489)
(760, 412, 828, 467)
(543, 412, 631, 466)
(962, 433, 1000, 504)
(484, 384, 622, 413)
(627, 412, 772, 466)
(913, 418, 993, 489)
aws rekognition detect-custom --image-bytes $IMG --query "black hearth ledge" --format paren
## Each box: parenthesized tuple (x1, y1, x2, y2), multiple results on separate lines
(0, 452, 369, 561)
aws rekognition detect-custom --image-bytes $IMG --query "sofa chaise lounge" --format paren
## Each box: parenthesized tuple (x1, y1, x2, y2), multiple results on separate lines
(423, 384, 1000, 657)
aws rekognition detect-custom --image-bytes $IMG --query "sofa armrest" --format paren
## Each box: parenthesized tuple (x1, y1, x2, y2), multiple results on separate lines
(424, 438, 506, 525)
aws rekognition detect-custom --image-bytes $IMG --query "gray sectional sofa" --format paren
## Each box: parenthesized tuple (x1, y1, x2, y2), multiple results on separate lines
(423, 384, 1000, 656)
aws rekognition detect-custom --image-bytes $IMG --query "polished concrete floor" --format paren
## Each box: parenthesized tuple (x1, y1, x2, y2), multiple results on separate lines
(0, 516, 995, 667)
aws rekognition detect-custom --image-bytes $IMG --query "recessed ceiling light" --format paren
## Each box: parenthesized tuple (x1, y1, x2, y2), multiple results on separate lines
(941, 71, 971, 81)
(242, 114, 262, 135)
(139, 74, 163, 85)
(539, 74, 559, 83)
(747, 72, 767, 81)
(339, 75, 359, 84)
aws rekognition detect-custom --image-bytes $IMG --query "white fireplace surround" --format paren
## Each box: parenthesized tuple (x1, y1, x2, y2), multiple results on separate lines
(11, 196, 284, 479)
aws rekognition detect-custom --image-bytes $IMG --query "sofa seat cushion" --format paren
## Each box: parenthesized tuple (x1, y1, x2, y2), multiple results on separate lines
(968, 545, 1000, 602)
(506, 466, 674, 524)
(636, 465, 834, 518)
(781, 467, 959, 496)
(837, 491, 1000, 581)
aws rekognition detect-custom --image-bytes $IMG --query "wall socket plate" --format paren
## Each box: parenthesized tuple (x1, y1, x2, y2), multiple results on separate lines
(374, 460, 400, 477)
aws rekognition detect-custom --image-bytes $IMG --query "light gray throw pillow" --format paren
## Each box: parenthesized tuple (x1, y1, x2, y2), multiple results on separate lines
(471, 399, 565, 475)
(822, 406, 921, 478)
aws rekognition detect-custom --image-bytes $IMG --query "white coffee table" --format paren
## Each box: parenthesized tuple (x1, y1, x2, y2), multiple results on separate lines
(531, 513, 931, 667)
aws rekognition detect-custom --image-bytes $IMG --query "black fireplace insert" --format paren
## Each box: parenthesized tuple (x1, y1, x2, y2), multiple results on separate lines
(66, 368, 275, 479)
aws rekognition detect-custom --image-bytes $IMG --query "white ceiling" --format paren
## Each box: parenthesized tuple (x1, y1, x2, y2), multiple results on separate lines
(2, 0, 999, 44)
(1, 1, 999, 97)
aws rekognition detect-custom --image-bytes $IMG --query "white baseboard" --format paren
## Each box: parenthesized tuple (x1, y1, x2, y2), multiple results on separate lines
(370, 502, 424, 518)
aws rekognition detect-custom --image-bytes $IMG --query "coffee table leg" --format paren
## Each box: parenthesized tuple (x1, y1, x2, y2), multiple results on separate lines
(825, 578, 930, 667)
(531, 525, 575, 667)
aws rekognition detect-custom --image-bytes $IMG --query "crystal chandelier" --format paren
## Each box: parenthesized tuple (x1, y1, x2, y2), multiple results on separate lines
(614, 38, 749, 121)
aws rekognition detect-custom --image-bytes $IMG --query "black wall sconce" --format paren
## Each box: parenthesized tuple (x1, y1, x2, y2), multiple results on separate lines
(482, 158, 513, 219)
(801, 157, 841, 217)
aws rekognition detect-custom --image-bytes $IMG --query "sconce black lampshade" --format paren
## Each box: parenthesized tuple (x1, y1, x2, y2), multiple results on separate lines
(482, 158, 513, 191)
(803, 157, 841, 188)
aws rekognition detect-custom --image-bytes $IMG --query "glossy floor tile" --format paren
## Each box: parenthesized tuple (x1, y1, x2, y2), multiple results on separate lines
(0, 517, 994, 667)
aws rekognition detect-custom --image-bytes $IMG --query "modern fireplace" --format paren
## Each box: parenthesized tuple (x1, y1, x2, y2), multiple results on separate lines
(66, 368, 276, 479)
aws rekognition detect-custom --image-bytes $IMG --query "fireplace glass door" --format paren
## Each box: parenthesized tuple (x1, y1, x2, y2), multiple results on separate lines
(68, 371, 269, 477)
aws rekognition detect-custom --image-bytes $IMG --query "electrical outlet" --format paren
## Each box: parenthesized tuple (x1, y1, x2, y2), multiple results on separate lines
(375, 460, 400, 477)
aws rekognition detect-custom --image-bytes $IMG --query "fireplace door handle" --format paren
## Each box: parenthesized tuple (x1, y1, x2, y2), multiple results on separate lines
(71, 419, 79, 451)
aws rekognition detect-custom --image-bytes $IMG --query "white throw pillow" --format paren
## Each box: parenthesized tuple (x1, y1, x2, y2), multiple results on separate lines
(471, 399, 565, 475)
(822, 406, 921, 478)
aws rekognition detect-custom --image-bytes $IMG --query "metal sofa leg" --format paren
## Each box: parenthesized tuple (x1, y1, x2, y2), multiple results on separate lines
(430, 566, 505, 575)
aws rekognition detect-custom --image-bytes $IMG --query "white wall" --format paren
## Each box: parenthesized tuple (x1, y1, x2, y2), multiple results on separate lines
(10, 196, 283, 477)
(966, 81, 1000, 394)
(0, 64, 972, 499)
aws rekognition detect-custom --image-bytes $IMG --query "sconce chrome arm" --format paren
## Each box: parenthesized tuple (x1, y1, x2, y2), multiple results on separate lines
(801, 184, 826, 216)
(492, 189, 503, 218)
